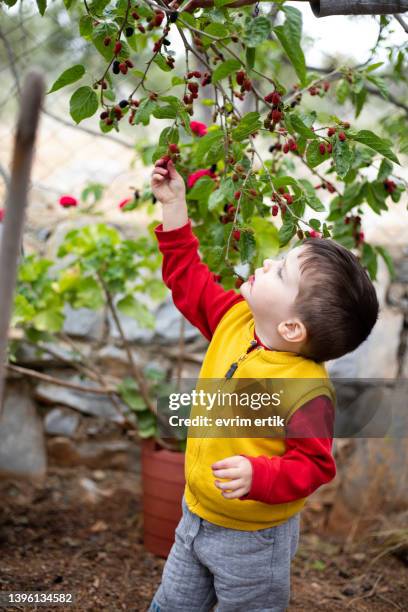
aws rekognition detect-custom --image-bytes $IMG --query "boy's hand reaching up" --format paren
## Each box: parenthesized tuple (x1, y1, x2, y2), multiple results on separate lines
(151, 158, 186, 206)
(212, 455, 253, 499)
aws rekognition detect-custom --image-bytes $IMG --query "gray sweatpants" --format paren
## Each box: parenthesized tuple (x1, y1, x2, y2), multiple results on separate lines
(148, 495, 300, 612)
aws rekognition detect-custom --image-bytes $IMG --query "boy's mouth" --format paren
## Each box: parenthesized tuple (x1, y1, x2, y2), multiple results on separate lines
(248, 275, 255, 288)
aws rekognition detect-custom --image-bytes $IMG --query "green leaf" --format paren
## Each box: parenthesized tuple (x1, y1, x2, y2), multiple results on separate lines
(274, 7, 306, 85)
(204, 23, 229, 37)
(118, 379, 146, 412)
(137, 410, 157, 438)
(92, 23, 123, 61)
(367, 74, 389, 100)
(278, 216, 297, 247)
(243, 16, 271, 47)
(363, 182, 387, 214)
(152, 105, 177, 119)
(33, 310, 64, 333)
(48, 65, 85, 94)
(195, 129, 223, 165)
(36, 0, 47, 15)
(252, 218, 279, 259)
(159, 126, 179, 147)
(352, 130, 400, 164)
(208, 188, 226, 212)
(239, 231, 257, 264)
(336, 80, 350, 104)
(306, 140, 328, 168)
(361, 243, 378, 280)
(333, 138, 353, 179)
(79, 15, 93, 38)
(187, 176, 216, 201)
(232, 112, 262, 142)
(202, 22, 229, 46)
(246, 47, 256, 70)
(377, 159, 393, 181)
(308, 219, 321, 231)
(353, 88, 367, 118)
(376, 246, 396, 281)
(289, 113, 316, 139)
(305, 193, 325, 212)
(153, 55, 172, 72)
(365, 62, 383, 73)
(117, 295, 155, 329)
(282, 5, 302, 41)
(69, 86, 98, 124)
(212, 59, 241, 84)
(134, 99, 158, 126)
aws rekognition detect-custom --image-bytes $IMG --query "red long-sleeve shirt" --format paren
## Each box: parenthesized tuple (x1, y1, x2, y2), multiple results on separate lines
(155, 219, 336, 505)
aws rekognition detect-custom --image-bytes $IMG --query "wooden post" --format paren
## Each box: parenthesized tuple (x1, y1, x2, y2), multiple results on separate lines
(0, 71, 45, 416)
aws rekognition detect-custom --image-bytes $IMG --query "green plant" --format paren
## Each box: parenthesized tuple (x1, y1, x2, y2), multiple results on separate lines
(10, 221, 186, 449)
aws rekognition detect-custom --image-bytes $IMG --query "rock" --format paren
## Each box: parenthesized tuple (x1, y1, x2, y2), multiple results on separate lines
(34, 372, 126, 422)
(395, 255, 408, 284)
(387, 282, 408, 312)
(96, 344, 171, 380)
(15, 339, 92, 367)
(154, 298, 200, 344)
(0, 382, 46, 481)
(44, 406, 80, 437)
(328, 308, 403, 378)
(62, 304, 106, 341)
(96, 345, 145, 378)
(108, 306, 155, 344)
(47, 436, 140, 471)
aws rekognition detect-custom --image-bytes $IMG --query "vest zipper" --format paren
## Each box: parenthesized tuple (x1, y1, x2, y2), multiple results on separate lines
(225, 340, 262, 379)
(188, 340, 262, 504)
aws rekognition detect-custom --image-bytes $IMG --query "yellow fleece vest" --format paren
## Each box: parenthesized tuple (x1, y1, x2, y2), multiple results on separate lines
(184, 300, 336, 530)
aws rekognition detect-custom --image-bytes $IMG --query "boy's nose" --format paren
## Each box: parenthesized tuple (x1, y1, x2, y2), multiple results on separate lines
(262, 259, 275, 272)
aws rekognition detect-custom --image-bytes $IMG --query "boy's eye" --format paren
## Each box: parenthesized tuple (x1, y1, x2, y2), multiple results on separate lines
(278, 266, 283, 279)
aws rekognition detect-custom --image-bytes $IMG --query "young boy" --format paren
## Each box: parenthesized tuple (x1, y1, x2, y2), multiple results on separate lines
(147, 158, 379, 611)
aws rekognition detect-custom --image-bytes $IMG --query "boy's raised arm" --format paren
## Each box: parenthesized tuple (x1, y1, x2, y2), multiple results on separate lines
(151, 159, 243, 341)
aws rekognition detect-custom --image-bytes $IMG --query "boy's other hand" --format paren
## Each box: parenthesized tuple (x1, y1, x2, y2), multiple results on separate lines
(151, 158, 186, 205)
(212, 455, 252, 499)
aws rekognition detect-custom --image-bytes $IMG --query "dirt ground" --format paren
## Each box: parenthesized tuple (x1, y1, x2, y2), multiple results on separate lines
(0, 466, 406, 612)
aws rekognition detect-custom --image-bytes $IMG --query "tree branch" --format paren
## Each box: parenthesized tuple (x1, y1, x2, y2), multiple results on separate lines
(394, 14, 408, 34)
(42, 109, 134, 149)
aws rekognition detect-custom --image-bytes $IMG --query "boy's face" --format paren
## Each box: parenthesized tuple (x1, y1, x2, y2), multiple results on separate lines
(240, 245, 305, 332)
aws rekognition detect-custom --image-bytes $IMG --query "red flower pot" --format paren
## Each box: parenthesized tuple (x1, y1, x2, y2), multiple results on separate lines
(141, 438, 185, 558)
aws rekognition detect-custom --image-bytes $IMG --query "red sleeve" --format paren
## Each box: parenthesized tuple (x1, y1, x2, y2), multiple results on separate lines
(238, 395, 336, 504)
(154, 220, 244, 341)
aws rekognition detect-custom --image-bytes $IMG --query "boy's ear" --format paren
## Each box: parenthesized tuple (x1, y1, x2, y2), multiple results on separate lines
(277, 318, 307, 344)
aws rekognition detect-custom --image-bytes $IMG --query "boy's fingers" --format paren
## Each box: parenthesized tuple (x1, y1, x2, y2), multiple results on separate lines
(222, 487, 247, 499)
(167, 160, 178, 179)
(215, 478, 242, 491)
(212, 457, 238, 470)
(212, 468, 240, 478)
(153, 167, 168, 176)
(152, 174, 165, 182)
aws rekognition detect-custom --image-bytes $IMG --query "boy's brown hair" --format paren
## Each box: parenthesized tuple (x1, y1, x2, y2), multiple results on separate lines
(295, 238, 379, 363)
